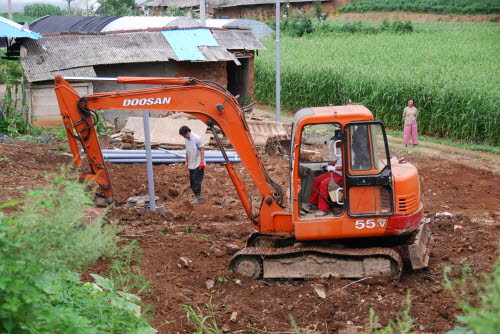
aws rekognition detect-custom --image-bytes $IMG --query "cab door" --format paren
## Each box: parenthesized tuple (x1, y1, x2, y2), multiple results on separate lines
(344, 122, 393, 217)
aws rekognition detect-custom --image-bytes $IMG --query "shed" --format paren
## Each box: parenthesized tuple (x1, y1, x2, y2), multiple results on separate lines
(19, 27, 265, 126)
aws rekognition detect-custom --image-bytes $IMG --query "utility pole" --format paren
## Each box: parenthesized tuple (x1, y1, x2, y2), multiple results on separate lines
(275, 0, 281, 122)
(8, 0, 13, 21)
(200, 0, 206, 26)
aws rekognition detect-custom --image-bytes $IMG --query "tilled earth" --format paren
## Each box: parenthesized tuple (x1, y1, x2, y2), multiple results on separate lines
(1, 139, 499, 333)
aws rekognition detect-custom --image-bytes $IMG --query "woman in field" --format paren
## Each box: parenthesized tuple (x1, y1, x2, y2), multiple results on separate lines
(403, 98, 419, 147)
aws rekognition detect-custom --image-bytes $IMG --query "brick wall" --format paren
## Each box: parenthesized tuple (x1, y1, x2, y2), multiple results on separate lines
(175, 61, 228, 88)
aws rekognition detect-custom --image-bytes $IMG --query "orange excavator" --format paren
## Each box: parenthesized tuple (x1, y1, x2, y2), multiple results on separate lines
(54, 75, 431, 280)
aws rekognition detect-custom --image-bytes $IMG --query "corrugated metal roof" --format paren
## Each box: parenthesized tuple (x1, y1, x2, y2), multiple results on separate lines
(29, 16, 120, 34)
(21, 31, 176, 82)
(0, 16, 41, 39)
(161, 29, 218, 61)
(199, 46, 240, 65)
(213, 29, 265, 50)
(203, 19, 274, 39)
(101, 16, 200, 32)
(20, 29, 261, 83)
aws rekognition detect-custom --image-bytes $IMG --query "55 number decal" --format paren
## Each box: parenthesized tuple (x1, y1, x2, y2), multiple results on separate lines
(354, 218, 387, 229)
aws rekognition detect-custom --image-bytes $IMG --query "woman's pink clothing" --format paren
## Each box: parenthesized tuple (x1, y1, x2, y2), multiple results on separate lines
(404, 120, 418, 146)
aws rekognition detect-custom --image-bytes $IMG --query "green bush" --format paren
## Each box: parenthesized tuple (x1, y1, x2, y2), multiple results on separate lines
(0, 174, 155, 333)
(24, 3, 63, 16)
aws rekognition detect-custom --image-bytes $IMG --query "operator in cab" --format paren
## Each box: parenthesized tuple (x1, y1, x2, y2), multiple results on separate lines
(305, 130, 343, 217)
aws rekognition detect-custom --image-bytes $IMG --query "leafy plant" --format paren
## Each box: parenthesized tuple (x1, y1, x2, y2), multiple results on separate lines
(444, 258, 500, 334)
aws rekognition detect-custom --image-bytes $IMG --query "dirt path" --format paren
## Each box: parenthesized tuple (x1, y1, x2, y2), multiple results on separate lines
(387, 135, 500, 174)
(335, 12, 500, 23)
(1, 138, 499, 333)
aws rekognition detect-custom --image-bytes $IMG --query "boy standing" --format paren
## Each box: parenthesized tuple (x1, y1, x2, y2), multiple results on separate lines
(179, 126, 205, 203)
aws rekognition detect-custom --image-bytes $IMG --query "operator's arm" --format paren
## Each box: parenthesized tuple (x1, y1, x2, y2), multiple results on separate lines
(403, 108, 406, 121)
(200, 147, 205, 168)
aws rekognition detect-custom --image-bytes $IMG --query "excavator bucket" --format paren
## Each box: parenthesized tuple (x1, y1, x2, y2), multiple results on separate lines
(404, 222, 433, 269)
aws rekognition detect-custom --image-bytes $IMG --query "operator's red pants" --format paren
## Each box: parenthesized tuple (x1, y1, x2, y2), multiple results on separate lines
(309, 172, 343, 211)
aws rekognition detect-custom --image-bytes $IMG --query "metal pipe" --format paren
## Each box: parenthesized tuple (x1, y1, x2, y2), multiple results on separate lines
(275, 0, 281, 123)
(142, 110, 156, 211)
(107, 158, 240, 164)
(200, 0, 206, 26)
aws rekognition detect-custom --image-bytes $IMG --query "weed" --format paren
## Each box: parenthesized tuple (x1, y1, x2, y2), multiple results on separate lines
(108, 241, 153, 295)
(0, 157, 10, 163)
(183, 300, 221, 334)
(363, 291, 417, 334)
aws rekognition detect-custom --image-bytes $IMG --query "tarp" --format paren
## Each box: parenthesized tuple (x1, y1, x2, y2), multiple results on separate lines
(29, 15, 120, 34)
(0, 16, 41, 39)
(161, 28, 219, 61)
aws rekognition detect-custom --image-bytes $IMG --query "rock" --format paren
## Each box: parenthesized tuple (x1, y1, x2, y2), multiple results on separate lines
(453, 225, 463, 230)
(312, 284, 327, 299)
(210, 245, 221, 253)
(177, 256, 192, 268)
(41, 135, 53, 143)
(214, 250, 226, 258)
(168, 187, 179, 197)
(339, 325, 360, 334)
(206, 279, 215, 290)
(230, 311, 238, 323)
(431, 286, 443, 294)
(182, 289, 194, 297)
(221, 323, 231, 332)
(436, 212, 453, 217)
(225, 243, 240, 255)
(121, 133, 135, 143)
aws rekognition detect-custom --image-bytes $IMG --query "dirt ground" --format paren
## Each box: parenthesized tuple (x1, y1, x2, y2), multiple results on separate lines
(0, 136, 499, 333)
(335, 12, 500, 23)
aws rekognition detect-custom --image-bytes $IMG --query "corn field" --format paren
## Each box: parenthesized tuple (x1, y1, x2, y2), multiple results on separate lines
(339, 0, 500, 15)
(255, 22, 500, 145)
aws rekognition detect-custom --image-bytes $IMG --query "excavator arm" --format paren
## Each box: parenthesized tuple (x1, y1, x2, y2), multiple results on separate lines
(54, 75, 293, 234)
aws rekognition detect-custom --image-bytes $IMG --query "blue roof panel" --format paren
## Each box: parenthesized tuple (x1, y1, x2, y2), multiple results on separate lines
(0, 16, 41, 39)
(161, 28, 218, 61)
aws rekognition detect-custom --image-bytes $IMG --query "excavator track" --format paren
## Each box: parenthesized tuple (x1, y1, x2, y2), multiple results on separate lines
(230, 246, 403, 281)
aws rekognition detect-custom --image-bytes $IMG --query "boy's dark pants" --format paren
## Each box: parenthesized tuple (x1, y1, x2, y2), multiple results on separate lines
(189, 168, 204, 197)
